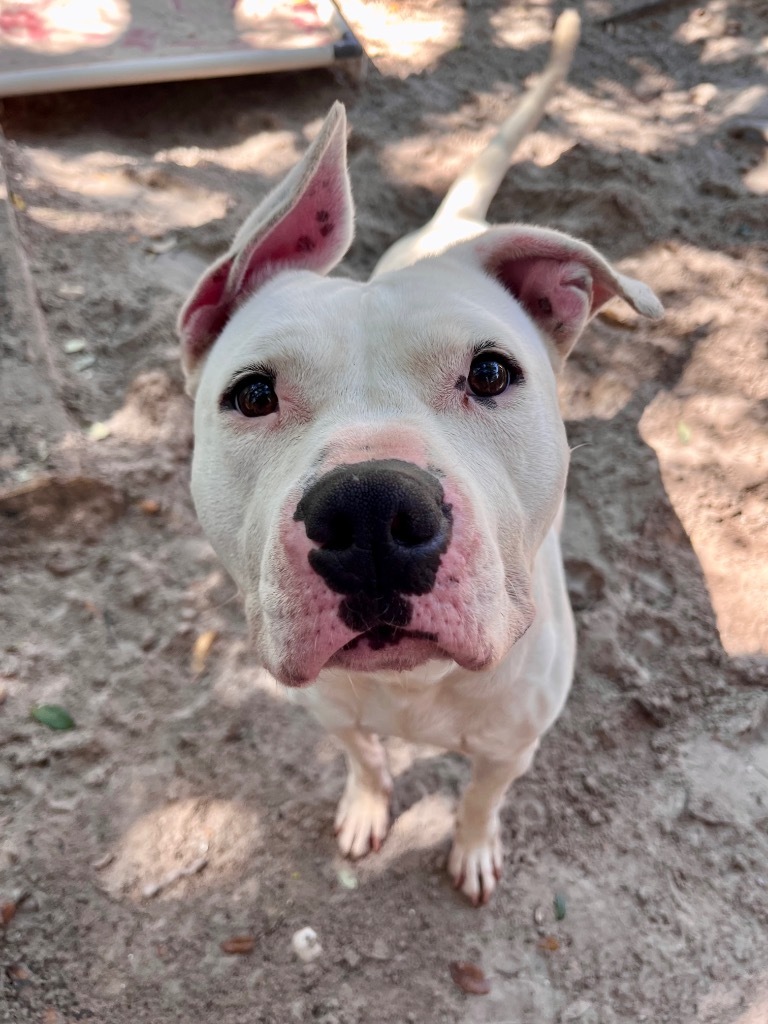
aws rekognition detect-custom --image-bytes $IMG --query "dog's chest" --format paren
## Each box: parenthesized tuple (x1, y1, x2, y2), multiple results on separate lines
(301, 666, 536, 758)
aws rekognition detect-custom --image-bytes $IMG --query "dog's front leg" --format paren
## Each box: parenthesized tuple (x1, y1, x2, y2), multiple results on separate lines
(333, 728, 392, 859)
(449, 742, 539, 905)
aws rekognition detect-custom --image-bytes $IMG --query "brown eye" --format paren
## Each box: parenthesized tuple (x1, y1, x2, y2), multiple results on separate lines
(231, 374, 278, 417)
(467, 353, 522, 398)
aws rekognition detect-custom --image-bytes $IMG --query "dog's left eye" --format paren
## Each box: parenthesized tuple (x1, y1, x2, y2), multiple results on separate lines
(228, 374, 278, 417)
(467, 353, 523, 398)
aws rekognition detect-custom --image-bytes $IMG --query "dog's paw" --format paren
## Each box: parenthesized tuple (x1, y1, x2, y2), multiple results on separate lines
(448, 829, 503, 906)
(334, 783, 390, 859)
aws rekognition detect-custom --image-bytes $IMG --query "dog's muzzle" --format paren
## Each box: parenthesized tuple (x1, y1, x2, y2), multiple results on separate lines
(294, 459, 453, 635)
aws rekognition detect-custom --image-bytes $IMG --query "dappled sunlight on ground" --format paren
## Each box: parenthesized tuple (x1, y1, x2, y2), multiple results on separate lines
(101, 797, 262, 902)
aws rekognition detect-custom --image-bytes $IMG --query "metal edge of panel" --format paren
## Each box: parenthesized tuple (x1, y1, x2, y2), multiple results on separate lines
(0, 44, 339, 99)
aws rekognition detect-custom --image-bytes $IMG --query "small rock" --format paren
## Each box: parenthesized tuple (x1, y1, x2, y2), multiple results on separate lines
(342, 948, 360, 969)
(88, 422, 111, 442)
(336, 866, 359, 890)
(57, 283, 86, 299)
(553, 892, 567, 921)
(587, 808, 603, 826)
(145, 236, 177, 255)
(583, 774, 600, 795)
(370, 937, 390, 960)
(45, 554, 85, 577)
(731, 852, 748, 872)
(563, 999, 594, 1020)
(63, 338, 87, 354)
(634, 81, 664, 102)
(292, 927, 322, 963)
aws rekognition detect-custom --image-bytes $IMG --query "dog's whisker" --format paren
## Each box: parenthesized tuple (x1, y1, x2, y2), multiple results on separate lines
(345, 672, 359, 700)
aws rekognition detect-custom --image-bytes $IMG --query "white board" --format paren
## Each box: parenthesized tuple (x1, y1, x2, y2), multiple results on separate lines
(0, 0, 363, 97)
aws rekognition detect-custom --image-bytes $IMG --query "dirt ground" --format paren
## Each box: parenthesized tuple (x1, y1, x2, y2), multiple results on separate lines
(1, 1, 767, 1022)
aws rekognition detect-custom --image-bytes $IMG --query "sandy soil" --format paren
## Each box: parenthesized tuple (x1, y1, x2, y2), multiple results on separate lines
(1, 1, 767, 1022)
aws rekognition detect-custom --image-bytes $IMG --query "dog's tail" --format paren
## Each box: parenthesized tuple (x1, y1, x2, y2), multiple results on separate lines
(433, 9, 580, 225)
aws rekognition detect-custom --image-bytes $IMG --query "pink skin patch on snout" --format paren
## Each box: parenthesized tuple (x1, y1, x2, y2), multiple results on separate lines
(268, 445, 529, 686)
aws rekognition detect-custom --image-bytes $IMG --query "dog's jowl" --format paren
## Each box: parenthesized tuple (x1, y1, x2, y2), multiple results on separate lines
(178, 10, 662, 904)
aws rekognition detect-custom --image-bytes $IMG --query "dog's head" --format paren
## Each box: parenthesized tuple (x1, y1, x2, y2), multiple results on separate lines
(179, 104, 662, 686)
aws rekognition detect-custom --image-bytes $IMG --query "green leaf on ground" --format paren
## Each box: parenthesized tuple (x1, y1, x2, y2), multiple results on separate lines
(31, 705, 75, 730)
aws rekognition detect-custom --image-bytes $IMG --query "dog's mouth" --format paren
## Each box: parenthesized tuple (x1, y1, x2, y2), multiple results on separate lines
(322, 625, 447, 675)
(341, 624, 439, 652)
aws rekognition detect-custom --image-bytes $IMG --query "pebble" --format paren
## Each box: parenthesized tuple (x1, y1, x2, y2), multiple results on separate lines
(342, 948, 360, 969)
(563, 999, 594, 1020)
(370, 937, 390, 960)
(291, 927, 322, 963)
(583, 774, 600, 795)
(57, 283, 86, 299)
(63, 338, 87, 354)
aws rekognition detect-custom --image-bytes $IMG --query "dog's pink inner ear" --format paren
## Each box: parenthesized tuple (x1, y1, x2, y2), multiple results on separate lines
(494, 255, 613, 356)
(180, 257, 234, 368)
(179, 102, 354, 379)
(230, 150, 349, 298)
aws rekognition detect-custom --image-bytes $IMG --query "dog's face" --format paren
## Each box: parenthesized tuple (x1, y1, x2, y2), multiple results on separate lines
(180, 104, 662, 686)
(190, 257, 568, 685)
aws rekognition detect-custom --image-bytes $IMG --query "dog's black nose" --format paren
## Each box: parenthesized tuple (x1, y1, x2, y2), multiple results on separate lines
(294, 459, 452, 631)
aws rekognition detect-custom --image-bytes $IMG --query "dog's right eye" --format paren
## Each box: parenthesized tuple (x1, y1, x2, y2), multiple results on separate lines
(227, 374, 278, 417)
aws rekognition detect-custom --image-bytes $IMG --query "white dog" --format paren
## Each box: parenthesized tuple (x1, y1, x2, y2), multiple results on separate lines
(178, 11, 662, 904)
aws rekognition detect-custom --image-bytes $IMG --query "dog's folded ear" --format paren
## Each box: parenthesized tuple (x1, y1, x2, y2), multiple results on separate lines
(178, 102, 354, 381)
(466, 226, 663, 361)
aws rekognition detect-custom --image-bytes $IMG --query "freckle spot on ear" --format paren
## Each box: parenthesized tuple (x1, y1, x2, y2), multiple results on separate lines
(297, 235, 316, 253)
(316, 209, 330, 223)
(319, 223, 334, 237)
(538, 296, 553, 314)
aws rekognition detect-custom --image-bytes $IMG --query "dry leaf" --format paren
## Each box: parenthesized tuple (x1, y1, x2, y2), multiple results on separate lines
(538, 935, 561, 952)
(449, 960, 491, 995)
(220, 935, 255, 955)
(192, 630, 217, 673)
(42, 1009, 65, 1024)
(139, 498, 161, 515)
(6, 962, 31, 983)
(31, 705, 75, 730)
(1, 902, 17, 927)
(10, 192, 26, 211)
